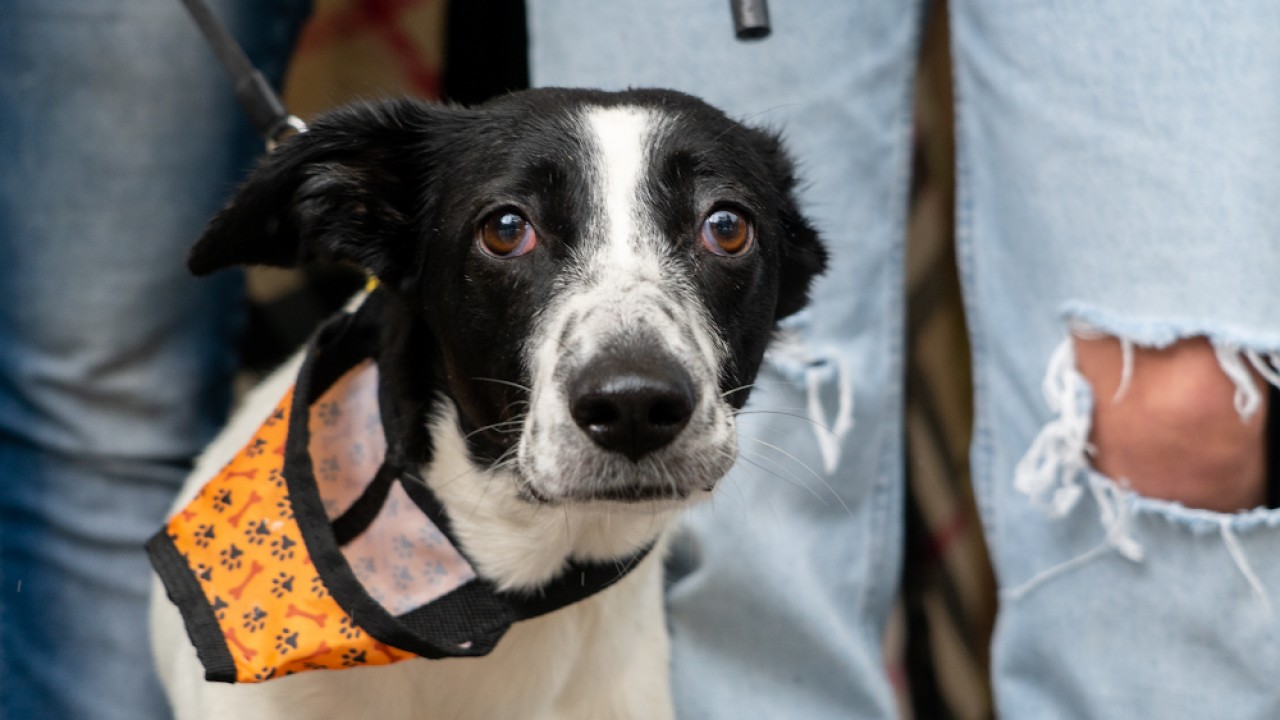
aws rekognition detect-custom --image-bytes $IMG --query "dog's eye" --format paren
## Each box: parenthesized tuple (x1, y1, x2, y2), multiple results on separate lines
(478, 211, 537, 257)
(699, 209, 753, 257)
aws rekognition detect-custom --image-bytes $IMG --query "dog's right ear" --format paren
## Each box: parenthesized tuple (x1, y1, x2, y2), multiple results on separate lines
(188, 99, 464, 286)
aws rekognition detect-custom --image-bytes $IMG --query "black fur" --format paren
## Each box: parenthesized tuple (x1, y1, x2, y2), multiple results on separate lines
(191, 88, 826, 466)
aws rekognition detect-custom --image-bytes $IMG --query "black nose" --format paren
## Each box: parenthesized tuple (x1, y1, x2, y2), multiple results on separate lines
(569, 355, 697, 462)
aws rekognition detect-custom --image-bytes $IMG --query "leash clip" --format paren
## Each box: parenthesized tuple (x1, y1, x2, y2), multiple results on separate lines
(266, 114, 309, 151)
(180, 0, 306, 150)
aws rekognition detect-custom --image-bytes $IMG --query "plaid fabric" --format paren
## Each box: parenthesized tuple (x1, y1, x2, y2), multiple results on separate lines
(893, 5, 996, 718)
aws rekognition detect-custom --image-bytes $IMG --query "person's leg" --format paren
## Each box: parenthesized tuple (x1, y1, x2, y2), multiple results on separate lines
(952, 2, 1280, 716)
(529, 2, 922, 716)
(0, 2, 309, 717)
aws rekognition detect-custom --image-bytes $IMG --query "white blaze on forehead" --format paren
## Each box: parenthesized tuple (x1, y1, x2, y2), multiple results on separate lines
(516, 103, 736, 498)
(584, 105, 662, 272)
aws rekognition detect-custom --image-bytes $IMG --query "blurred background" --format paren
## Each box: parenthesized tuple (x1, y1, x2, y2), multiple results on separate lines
(242, 1, 995, 716)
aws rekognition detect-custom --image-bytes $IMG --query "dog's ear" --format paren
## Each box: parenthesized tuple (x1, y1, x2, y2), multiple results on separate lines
(773, 191, 827, 321)
(188, 99, 462, 286)
(748, 128, 828, 320)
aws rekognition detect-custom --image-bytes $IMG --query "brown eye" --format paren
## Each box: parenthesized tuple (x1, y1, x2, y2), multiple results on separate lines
(699, 209, 753, 256)
(478, 211, 537, 257)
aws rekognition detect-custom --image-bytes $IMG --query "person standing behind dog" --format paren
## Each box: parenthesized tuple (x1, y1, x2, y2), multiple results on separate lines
(529, 1, 1280, 718)
(0, 3, 309, 718)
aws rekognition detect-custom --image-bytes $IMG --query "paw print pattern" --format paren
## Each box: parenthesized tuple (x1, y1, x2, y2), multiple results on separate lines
(337, 615, 364, 641)
(423, 561, 449, 586)
(212, 488, 234, 513)
(317, 456, 340, 485)
(245, 438, 268, 458)
(242, 606, 268, 633)
(267, 467, 285, 489)
(341, 648, 368, 667)
(275, 497, 294, 520)
(309, 573, 328, 600)
(270, 572, 295, 599)
(392, 565, 413, 592)
(274, 628, 300, 654)
(393, 534, 414, 560)
(194, 562, 214, 583)
(194, 523, 216, 549)
(219, 544, 244, 571)
(316, 401, 340, 427)
(245, 519, 272, 546)
(269, 535, 296, 561)
(211, 596, 229, 621)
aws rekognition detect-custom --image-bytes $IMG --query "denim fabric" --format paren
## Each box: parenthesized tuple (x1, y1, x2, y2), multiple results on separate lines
(952, 3, 1280, 717)
(532, 0, 1280, 717)
(531, 2, 924, 717)
(0, 2, 308, 717)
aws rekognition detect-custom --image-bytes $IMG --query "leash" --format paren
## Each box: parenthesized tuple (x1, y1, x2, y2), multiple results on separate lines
(181, 0, 766, 148)
(179, 0, 307, 150)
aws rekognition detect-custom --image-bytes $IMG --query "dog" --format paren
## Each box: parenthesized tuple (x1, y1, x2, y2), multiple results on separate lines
(150, 88, 826, 720)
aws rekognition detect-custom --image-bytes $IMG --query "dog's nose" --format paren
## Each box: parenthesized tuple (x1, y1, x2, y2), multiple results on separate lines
(569, 356, 696, 462)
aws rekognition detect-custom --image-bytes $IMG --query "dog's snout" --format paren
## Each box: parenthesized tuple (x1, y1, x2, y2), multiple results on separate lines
(569, 356, 696, 462)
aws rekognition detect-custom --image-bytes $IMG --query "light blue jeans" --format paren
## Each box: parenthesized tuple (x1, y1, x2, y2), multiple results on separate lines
(0, 2, 308, 718)
(531, 1, 1280, 717)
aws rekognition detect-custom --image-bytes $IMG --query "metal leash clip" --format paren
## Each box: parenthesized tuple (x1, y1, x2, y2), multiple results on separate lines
(179, 0, 307, 150)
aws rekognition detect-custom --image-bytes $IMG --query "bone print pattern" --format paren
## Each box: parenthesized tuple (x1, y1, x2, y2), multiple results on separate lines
(163, 365, 424, 682)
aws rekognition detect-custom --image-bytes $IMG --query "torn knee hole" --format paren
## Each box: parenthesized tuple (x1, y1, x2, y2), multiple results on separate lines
(1010, 331, 1280, 608)
(1073, 334, 1273, 512)
(1017, 330, 1279, 518)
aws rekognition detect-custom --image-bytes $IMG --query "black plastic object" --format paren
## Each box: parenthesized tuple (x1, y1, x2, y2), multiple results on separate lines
(730, 0, 771, 40)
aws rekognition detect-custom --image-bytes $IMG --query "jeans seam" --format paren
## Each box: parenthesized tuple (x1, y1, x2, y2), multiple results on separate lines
(946, 2, 999, 562)
(861, 0, 930, 652)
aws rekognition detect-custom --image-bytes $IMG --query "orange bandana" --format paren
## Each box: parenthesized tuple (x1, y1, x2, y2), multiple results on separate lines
(149, 293, 651, 683)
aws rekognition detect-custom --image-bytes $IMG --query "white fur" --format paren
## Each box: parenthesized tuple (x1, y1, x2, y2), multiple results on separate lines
(150, 343, 676, 720)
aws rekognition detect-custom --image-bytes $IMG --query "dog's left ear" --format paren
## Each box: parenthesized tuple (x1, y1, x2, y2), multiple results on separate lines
(188, 99, 463, 286)
(746, 128, 829, 320)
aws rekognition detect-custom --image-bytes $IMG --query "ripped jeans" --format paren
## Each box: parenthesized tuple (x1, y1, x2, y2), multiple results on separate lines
(529, 0, 1280, 717)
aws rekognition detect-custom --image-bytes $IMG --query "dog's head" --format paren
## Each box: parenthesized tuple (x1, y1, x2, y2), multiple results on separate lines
(192, 88, 824, 547)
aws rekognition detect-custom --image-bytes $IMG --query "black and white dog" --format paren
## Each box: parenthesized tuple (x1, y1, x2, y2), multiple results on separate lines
(151, 88, 825, 720)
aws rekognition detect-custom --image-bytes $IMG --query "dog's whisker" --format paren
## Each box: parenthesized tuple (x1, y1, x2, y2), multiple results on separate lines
(705, 447, 751, 520)
(462, 419, 526, 441)
(720, 382, 758, 399)
(735, 447, 831, 509)
(732, 409, 837, 436)
(731, 377, 807, 390)
(725, 452, 794, 531)
(742, 436, 852, 518)
(470, 377, 533, 393)
(466, 471, 501, 524)
(731, 405, 812, 413)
